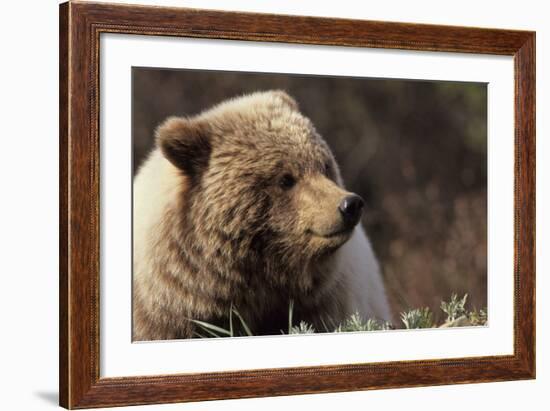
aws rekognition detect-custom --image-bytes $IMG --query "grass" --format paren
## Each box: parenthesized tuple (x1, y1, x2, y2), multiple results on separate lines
(191, 293, 487, 338)
(440, 293, 468, 322)
(400, 307, 433, 329)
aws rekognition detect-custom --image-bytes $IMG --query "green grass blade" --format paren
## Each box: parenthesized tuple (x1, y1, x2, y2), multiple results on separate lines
(319, 317, 331, 333)
(189, 319, 231, 337)
(232, 308, 253, 336)
(288, 299, 294, 334)
(192, 330, 209, 339)
(196, 325, 222, 338)
(229, 303, 234, 337)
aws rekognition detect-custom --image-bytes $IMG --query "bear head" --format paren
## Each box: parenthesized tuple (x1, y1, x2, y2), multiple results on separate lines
(155, 90, 365, 293)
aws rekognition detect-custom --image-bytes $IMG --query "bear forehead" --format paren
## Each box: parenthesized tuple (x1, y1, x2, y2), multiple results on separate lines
(202, 92, 327, 156)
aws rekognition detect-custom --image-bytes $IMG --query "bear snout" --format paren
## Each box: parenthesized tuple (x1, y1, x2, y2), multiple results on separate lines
(338, 194, 364, 229)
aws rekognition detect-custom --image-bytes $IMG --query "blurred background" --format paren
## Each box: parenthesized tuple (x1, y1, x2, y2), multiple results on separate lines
(132, 67, 487, 324)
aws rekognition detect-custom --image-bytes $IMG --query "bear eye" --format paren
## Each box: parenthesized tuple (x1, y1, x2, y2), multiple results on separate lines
(324, 162, 332, 176)
(279, 173, 296, 190)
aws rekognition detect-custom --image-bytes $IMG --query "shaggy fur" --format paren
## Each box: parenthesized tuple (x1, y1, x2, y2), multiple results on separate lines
(133, 90, 390, 340)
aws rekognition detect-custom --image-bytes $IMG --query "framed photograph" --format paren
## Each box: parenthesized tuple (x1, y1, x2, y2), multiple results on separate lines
(59, 1, 535, 408)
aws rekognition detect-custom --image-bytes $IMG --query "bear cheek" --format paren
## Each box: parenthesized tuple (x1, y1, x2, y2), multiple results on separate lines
(267, 200, 302, 238)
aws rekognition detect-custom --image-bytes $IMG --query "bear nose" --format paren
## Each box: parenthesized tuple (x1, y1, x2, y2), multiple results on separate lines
(338, 194, 365, 228)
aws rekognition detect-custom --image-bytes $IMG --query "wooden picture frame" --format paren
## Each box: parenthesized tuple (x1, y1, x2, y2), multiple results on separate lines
(59, 1, 535, 408)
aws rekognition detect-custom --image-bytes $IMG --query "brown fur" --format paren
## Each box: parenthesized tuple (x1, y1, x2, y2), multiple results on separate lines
(133, 90, 376, 340)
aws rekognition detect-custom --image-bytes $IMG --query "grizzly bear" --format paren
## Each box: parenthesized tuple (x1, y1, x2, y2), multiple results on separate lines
(133, 90, 390, 340)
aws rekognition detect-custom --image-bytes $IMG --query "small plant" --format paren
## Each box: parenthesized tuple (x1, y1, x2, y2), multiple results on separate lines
(468, 308, 488, 326)
(400, 307, 433, 329)
(290, 321, 316, 334)
(335, 312, 390, 332)
(441, 293, 468, 322)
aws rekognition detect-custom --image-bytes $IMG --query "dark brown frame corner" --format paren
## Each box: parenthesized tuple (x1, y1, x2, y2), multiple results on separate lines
(59, 1, 535, 408)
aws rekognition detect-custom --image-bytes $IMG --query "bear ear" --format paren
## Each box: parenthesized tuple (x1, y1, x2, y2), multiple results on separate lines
(155, 116, 212, 179)
(271, 90, 299, 111)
